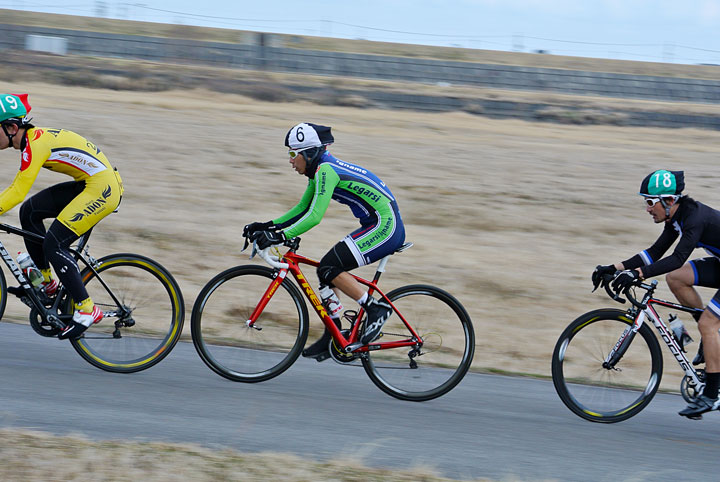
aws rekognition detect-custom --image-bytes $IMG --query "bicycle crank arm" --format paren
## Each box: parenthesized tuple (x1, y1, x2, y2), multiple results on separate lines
(345, 342, 363, 353)
(345, 342, 382, 353)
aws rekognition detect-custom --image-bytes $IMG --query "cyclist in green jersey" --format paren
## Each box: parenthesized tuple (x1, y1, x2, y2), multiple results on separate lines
(245, 123, 406, 361)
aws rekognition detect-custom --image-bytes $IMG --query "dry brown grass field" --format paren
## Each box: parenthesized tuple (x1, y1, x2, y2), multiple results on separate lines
(0, 80, 718, 391)
(0, 429, 489, 482)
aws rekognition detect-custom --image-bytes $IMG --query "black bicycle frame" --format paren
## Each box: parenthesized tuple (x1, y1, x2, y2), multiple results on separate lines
(0, 223, 124, 318)
(605, 280, 705, 392)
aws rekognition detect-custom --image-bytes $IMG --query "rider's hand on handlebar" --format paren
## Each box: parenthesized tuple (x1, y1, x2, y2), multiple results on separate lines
(243, 221, 274, 238)
(591, 264, 616, 291)
(251, 229, 286, 250)
(611, 269, 640, 294)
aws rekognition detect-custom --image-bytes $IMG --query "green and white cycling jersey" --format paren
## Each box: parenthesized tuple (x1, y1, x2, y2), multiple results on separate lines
(274, 151, 405, 265)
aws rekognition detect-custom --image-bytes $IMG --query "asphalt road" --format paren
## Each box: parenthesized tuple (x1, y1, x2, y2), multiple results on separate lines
(1, 321, 719, 481)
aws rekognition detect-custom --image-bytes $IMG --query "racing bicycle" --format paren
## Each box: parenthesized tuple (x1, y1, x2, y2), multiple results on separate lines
(0, 223, 184, 373)
(191, 237, 475, 401)
(552, 272, 704, 422)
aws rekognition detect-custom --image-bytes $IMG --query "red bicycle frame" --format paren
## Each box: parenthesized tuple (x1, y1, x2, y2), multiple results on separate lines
(247, 248, 423, 354)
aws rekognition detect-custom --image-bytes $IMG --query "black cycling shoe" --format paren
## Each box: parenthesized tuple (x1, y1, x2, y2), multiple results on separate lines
(302, 319, 341, 362)
(7, 286, 24, 298)
(693, 341, 705, 366)
(679, 394, 720, 419)
(360, 296, 392, 345)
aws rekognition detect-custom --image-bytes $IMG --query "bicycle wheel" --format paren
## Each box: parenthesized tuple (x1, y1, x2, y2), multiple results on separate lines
(551, 308, 663, 423)
(191, 265, 309, 382)
(362, 284, 475, 401)
(69, 253, 185, 373)
(0, 268, 7, 322)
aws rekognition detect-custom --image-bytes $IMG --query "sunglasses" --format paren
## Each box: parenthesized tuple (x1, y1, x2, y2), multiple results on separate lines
(644, 196, 676, 207)
(288, 147, 312, 159)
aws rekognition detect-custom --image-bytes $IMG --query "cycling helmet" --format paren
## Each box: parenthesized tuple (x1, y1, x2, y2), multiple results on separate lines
(0, 94, 33, 148)
(639, 169, 684, 197)
(639, 169, 684, 218)
(284, 123, 334, 178)
(0, 94, 31, 125)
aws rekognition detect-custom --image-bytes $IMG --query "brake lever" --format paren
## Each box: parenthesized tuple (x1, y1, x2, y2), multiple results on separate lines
(602, 273, 626, 304)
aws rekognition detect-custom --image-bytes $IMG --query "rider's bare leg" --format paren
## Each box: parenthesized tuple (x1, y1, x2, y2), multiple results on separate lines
(331, 271, 366, 301)
(699, 310, 720, 373)
(666, 263, 704, 312)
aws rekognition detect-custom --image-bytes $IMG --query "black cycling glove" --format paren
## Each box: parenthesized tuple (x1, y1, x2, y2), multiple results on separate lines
(591, 264, 616, 290)
(251, 230, 286, 250)
(243, 221, 274, 238)
(611, 269, 640, 293)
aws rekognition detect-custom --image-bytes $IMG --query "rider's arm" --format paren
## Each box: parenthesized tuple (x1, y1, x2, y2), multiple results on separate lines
(277, 164, 340, 239)
(641, 225, 700, 279)
(272, 180, 316, 228)
(0, 136, 49, 214)
(620, 224, 679, 272)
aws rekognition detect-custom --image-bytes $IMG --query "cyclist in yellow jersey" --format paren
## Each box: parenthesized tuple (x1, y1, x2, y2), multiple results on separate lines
(0, 94, 123, 339)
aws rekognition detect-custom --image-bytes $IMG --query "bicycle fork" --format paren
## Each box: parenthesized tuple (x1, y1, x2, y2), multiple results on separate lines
(603, 312, 645, 370)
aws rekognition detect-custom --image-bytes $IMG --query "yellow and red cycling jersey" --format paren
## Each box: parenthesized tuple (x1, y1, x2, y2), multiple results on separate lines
(0, 127, 123, 234)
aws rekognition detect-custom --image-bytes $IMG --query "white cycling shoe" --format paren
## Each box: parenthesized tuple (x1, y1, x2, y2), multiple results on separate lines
(58, 305, 103, 340)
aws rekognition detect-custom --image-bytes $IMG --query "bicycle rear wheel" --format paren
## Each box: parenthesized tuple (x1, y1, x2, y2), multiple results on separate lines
(191, 265, 309, 382)
(362, 284, 475, 401)
(69, 254, 185, 373)
(551, 308, 663, 423)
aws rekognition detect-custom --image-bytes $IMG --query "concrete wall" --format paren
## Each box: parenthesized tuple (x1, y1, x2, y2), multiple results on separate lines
(2, 23, 719, 106)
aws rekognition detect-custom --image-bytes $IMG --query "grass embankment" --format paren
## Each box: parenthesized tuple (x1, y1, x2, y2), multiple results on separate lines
(0, 430, 490, 482)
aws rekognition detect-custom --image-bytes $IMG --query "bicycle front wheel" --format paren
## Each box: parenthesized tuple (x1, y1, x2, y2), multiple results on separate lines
(191, 265, 309, 382)
(362, 284, 475, 401)
(551, 308, 663, 423)
(70, 254, 185, 373)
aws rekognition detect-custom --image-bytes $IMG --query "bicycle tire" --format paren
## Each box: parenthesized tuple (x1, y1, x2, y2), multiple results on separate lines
(362, 284, 475, 401)
(69, 253, 185, 373)
(191, 265, 309, 383)
(0, 267, 7, 322)
(551, 308, 663, 423)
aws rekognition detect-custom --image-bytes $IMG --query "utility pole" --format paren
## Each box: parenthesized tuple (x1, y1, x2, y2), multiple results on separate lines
(95, 0, 108, 17)
(512, 34, 524, 52)
(662, 42, 675, 63)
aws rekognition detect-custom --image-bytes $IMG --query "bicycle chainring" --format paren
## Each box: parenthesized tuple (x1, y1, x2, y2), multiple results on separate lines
(330, 329, 359, 364)
(29, 308, 62, 337)
(681, 369, 706, 403)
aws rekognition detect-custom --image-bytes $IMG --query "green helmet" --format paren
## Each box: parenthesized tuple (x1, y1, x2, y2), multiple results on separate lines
(639, 170, 684, 197)
(0, 94, 31, 124)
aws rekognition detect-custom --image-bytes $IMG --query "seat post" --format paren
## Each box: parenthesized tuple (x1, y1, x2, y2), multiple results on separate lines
(372, 256, 391, 282)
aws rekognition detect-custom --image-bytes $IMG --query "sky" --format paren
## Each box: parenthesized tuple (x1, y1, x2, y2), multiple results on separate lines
(5, 0, 720, 65)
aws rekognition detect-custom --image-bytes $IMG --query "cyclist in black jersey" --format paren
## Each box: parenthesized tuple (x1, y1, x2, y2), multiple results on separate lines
(592, 170, 720, 419)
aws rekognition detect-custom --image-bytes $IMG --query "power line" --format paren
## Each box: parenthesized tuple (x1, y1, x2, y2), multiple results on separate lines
(133, 4, 296, 23)
(524, 36, 662, 47)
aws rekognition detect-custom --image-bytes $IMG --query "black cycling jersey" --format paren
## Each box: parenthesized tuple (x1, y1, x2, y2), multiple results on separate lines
(622, 197, 720, 279)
